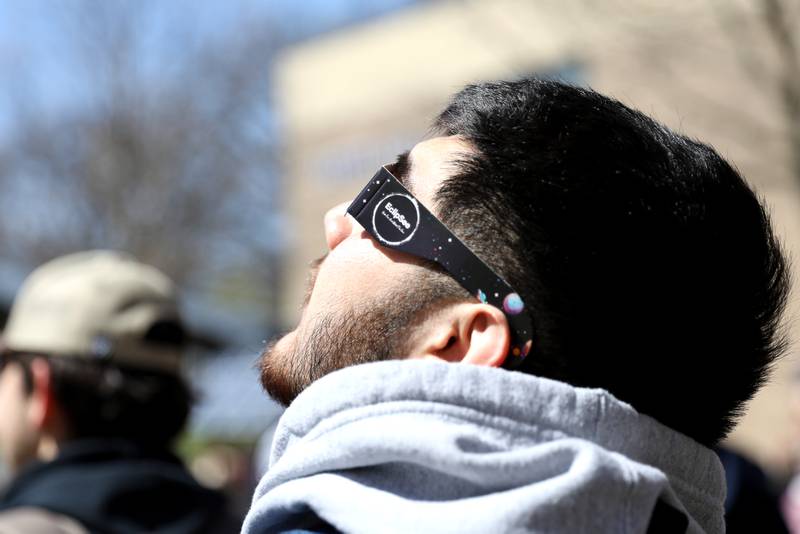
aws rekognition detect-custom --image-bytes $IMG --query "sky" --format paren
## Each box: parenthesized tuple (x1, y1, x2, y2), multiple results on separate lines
(0, 0, 416, 140)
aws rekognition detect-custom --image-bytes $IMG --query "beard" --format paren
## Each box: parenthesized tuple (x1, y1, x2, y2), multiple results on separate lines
(259, 279, 461, 406)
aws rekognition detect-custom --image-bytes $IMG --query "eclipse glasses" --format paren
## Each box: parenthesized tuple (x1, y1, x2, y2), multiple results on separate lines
(347, 165, 533, 369)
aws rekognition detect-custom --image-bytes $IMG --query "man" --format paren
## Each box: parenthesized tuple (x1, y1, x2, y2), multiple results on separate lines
(0, 251, 229, 533)
(244, 79, 789, 533)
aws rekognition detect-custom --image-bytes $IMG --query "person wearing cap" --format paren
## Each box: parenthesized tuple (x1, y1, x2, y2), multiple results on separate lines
(0, 251, 230, 533)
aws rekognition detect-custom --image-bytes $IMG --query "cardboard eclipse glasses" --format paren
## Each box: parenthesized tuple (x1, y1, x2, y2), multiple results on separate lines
(347, 165, 533, 368)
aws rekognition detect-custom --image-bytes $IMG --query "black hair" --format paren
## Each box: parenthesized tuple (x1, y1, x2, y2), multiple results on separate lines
(431, 78, 789, 446)
(13, 321, 192, 449)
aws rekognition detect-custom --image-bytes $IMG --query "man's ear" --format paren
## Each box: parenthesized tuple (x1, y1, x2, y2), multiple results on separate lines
(26, 357, 56, 430)
(413, 303, 510, 368)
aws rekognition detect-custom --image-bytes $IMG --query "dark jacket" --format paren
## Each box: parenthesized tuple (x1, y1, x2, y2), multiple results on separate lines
(717, 447, 789, 534)
(0, 439, 231, 534)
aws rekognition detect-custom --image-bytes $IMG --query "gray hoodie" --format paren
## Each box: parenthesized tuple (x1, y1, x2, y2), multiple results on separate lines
(243, 360, 725, 534)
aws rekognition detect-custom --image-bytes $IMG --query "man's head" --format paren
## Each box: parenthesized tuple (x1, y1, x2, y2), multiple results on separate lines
(0, 251, 191, 471)
(261, 79, 789, 446)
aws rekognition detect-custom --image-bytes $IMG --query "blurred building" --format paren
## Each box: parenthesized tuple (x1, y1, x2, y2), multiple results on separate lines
(273, 0, 800, 476)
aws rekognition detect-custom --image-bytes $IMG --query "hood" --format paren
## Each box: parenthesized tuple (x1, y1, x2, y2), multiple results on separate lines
(0, 439, 227, 534)
(244, 360, 726, 534)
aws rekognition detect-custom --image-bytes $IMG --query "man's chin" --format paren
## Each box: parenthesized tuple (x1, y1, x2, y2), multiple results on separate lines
(258, 330, 299, 407)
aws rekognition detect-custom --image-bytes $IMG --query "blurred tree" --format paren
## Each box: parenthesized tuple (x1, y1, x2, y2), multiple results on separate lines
(0, 1, 284, 320)
(546, 0, 800, 188)
(713, 0, 800, 185)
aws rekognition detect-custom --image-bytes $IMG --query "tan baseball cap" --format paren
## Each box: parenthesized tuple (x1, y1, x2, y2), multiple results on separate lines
(2, 250, 183, 373)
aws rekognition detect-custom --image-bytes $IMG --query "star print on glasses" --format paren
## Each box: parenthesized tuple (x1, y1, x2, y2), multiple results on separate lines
(346, 165, 533, 369)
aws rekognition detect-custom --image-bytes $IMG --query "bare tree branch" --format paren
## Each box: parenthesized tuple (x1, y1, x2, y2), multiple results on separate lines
(0, 3, 286, 316)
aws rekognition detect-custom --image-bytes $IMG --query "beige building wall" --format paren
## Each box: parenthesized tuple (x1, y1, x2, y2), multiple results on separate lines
(273, 0, 800, 474)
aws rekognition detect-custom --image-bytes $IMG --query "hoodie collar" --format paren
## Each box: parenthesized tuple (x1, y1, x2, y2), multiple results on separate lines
(275, 359, 725, 507)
